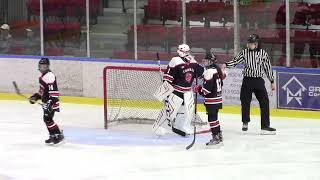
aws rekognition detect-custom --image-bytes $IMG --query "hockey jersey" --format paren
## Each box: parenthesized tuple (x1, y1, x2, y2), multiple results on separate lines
(163, 55, 204, 95)
(200, 66, 224, 109)
(38, 71, 60, 111)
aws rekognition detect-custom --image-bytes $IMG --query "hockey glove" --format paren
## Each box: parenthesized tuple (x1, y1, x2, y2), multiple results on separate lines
(42, 100, 53, 112)
(29, 93, 41, 104)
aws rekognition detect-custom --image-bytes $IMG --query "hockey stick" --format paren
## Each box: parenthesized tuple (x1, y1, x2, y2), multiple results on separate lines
(12, 81, 43, 105)
(186, 68, 198, 150)
(156, 52, 162, 81)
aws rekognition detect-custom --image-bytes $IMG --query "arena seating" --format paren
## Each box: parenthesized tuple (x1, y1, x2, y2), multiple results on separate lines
(112, 50, 232, 64)
(112, 51, 170, 60)
(143, 1, 320, 27)
(127, 25, 231, 50)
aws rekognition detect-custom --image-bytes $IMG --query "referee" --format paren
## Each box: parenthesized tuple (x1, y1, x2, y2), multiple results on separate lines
(222, 34, 276, 135)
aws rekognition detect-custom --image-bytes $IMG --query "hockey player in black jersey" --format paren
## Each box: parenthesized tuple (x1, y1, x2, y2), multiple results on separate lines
(195, 53, 227, 146)
(153, 44, 204, 137)
(29, 58, 64, 145)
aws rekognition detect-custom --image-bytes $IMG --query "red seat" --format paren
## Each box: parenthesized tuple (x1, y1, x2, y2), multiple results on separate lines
(205, 2, 225, 22)
(128, 25, 167, 48)
(45, 48, 64, 56)
(27, 0, 40, 16)
(147, 25, 167, 46)
(293, 30, 317, 43)
(186, 1, 205, 21)
(167, 27, 183, 46)
(269, 2, 285, 25)
(293, 59, 317, 68)
(256, 29, 277, 39)
(112, 51, 134, 59)
(240, 3, 265, 24)
(292, 3, 310, 25)
(187, 27, 210, 48)
(310, 3, 320, 25)
(44, 22, 65, 33)
(112, 51, 171, 60)
(221, 6, 234, 22)
(144, 5, 161, 19)
(209, 27, 232, 49)
(145, 0, 161, 19)
(161, 0, 181, 21)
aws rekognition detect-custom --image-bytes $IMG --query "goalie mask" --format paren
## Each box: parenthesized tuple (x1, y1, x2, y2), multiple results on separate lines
(177, 44, 190, 57)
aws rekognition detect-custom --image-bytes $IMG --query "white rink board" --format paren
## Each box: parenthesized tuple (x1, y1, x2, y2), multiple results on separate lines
(0, 100, 319, 180)
(222, 68, 277, 108)
(0, 57, 277, 108)
(0, 57, 160, 98)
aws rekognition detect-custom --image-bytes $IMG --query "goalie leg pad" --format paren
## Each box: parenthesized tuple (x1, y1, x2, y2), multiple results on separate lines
(172, 91, 195, 135)
(152, 93, 183, 134)
(153, 81, 174, 102)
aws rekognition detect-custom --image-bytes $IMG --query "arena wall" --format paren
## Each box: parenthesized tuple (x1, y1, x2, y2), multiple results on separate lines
(0, 55, 319, 113)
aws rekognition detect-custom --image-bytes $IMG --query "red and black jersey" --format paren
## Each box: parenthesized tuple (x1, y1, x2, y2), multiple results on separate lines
(163, 55, 204, 95)
(38, 70, 60, 111)
(200, 67, 224, 110)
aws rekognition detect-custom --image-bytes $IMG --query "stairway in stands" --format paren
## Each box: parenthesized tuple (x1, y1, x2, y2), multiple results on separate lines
(90, 0, 147, 58)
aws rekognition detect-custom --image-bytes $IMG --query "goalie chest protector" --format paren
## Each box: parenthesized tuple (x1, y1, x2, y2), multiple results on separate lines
(163, 56, 204, 95)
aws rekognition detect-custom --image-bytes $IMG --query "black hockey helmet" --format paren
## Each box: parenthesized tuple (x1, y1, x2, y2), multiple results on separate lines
(202, 52, 217, 68)
(204, 52, 217, 63)
(247, 34, 260, 43)
(38, 57, 50, 73)
(39, 57, 50, 65)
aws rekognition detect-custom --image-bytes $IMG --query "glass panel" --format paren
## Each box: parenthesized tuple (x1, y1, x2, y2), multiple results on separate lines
(238, 1, 286, 66)
(43, 0, 87, 57)
(0, 0, 40, 55)
(90, 0, 134, 59)
(135, 0, 183, 61)
(290, 1, 320, 68)
(186, 1, 233, 64)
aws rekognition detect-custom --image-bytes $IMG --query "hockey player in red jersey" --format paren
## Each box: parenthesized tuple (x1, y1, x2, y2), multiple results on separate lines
(195, 53, 227, 146)
(29, 58, 64, 145)
(153, 44, 204, 137)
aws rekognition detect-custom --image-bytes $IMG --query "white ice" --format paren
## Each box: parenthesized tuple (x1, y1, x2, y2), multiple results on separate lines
(0, 100, 319, 180)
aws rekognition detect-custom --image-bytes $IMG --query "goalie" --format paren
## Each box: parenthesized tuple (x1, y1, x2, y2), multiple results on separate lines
(153, 44, 204, 137)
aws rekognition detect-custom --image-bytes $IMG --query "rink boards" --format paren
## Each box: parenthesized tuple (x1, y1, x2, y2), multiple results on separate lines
(0, 55, 319, 114)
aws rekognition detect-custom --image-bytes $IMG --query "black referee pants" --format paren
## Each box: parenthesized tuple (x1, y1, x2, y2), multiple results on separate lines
(240, 77, 270, 129)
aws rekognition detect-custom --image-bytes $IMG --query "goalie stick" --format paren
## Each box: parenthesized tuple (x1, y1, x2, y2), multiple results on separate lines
(156, 52, 162, 81)
(12, 81, 43, 105)
(186, 66, 198, 150)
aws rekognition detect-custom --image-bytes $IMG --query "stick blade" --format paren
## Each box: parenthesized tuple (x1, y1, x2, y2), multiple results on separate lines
(186, 126, 196, 150)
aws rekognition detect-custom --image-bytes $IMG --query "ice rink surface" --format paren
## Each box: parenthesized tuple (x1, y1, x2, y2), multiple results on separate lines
(0, 100, 319, 180)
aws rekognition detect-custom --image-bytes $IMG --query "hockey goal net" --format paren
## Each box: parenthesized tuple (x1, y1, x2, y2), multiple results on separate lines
(103, 65, 164, 129)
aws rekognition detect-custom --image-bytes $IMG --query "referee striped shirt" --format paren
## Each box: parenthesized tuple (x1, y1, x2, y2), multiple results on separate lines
(226, 48, 274, 83)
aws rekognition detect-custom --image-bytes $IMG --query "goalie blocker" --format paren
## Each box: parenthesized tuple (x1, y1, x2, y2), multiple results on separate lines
(153, 44, 204, 136)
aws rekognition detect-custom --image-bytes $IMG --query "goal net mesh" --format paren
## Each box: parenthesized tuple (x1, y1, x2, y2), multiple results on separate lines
(104, 66, 164, 128)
